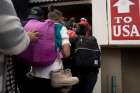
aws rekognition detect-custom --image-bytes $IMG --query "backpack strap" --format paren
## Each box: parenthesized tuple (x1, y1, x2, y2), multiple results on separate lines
(54, 23, 63, 59)
(54, 23, 63, 49)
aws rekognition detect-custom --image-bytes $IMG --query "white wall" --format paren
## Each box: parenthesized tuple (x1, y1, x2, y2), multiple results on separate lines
(92, 69, 101, 93)
(92, 0, 109, 93)
(92, 0, 108, 46)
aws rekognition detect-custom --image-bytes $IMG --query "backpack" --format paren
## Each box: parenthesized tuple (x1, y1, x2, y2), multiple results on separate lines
(20, 19, 62, 67)
(71, 36, 101, 70)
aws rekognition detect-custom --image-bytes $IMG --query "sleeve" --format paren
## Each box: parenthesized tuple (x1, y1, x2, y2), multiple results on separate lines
(0, 0, 30, 55)
(60, 26, 70, 45)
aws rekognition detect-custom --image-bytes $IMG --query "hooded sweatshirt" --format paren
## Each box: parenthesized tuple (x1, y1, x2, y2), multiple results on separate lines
(0, 0, 30, 92)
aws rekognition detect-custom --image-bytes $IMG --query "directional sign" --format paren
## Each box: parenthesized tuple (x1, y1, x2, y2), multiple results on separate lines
(113, 0, 134, 13)
(108, 0, 140, 45)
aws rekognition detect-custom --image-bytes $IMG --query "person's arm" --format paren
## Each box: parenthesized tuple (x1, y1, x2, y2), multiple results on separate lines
(61, 26, 70, 58)
(62, 44, 70, 58)
(0, 0, 30, 55)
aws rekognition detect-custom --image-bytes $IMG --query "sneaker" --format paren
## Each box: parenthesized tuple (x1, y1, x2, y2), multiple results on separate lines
(50, 69, 79, 88)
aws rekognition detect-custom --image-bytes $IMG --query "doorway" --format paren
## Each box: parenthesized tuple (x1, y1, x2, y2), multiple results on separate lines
(122, 48, 140, 93)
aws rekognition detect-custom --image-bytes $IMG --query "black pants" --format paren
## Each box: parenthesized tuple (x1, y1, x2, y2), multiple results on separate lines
(26, 77, 62, 93)
(63, 58, 98, 93)
(14, 57, 31, 93)
(70, 69, 98, 93)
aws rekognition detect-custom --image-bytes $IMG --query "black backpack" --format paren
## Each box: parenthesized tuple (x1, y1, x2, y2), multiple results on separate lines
(71, 36, 101, 70)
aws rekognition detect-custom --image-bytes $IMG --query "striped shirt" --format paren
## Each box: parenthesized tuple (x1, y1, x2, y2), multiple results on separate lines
(0, 0, 30, 93)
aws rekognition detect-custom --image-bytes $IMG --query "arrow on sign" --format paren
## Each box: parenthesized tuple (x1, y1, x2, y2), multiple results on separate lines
(113, 0, 135, 13)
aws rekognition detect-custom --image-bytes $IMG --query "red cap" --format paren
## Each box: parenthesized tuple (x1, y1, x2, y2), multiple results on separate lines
(79, 18, 88, 25)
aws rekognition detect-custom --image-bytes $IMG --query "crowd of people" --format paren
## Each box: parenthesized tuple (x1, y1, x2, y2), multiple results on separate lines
(0, 0, 100, 93)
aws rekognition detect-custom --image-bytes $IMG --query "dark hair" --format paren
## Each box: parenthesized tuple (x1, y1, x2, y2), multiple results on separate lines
(47, 6, 63, 21)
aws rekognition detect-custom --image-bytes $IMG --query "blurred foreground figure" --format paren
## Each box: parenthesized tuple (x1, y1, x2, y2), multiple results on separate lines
(0, 0, 30, 93)
(0, 0, 39, 93)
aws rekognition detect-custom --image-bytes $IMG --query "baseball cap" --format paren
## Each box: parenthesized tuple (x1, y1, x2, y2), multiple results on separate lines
(28, 7, 44, 20)
(79, 17, 88, 25)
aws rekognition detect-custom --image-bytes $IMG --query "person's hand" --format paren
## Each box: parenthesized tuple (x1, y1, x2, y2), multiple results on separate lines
(27, 31, 40, 42)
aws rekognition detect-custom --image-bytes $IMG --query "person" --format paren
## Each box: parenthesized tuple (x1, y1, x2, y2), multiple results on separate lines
(11, 1, 42, 93)
(69, 18, 101, 93)
(66, 17, 77, 32)
(23, 6, 79, 93)
(78, 17, 92, 36)
(0, 0, 39, 93)
(14, 6, 45, 93)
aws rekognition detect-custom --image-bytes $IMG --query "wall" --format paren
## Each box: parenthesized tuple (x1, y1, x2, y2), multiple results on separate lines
(122, 48, 140, 93)
(101, 48, 122, 93)
(93, 69, 101, 93)
(92, 0, 108, 92)
(92, 0, 108, 45)
(92, 0, 140, 93)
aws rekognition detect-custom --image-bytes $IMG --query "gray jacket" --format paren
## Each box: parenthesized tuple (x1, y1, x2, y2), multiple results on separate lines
(0, 0, 30, 92)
